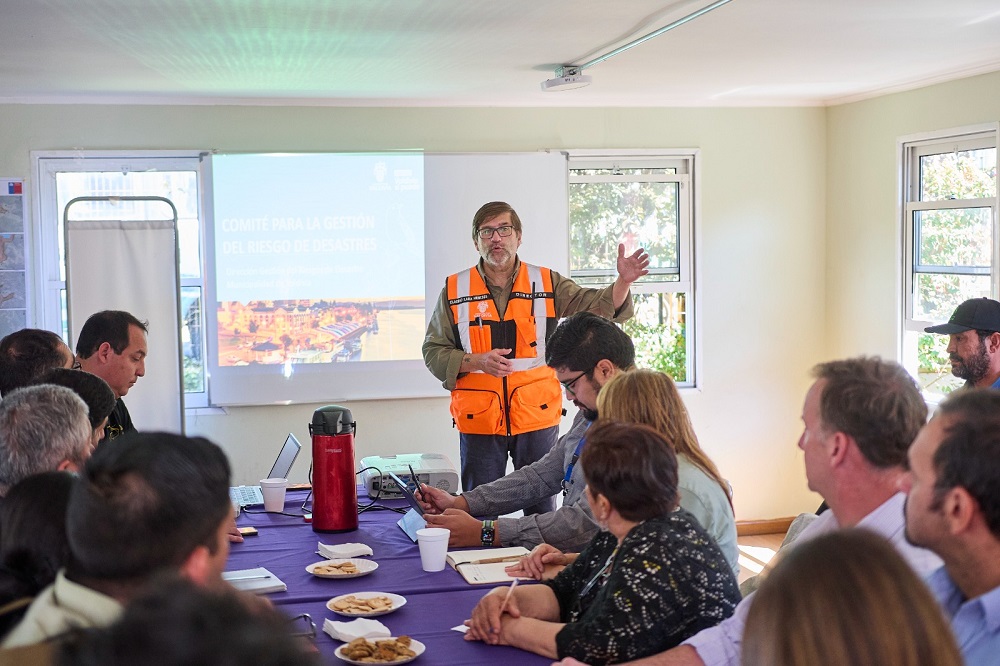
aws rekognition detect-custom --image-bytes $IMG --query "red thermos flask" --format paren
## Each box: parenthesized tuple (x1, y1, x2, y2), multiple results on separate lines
(309, 405, 359, 533)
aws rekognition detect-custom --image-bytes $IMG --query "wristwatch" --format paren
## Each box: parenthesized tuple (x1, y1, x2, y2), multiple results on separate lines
(481, 519, 496, 547)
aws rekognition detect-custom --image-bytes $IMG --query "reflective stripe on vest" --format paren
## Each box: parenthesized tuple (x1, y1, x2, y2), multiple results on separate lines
(447, 263, 553, 369)
(446, 263, 561, 436)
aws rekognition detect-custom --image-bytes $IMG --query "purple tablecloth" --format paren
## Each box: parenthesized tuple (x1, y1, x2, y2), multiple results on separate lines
(228, 490, 550, 665)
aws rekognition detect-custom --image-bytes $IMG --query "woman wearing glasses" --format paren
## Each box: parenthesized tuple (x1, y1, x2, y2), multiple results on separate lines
(464, 421, 740, 664)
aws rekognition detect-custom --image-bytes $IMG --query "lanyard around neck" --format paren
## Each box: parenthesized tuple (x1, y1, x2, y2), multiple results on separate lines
(562, 420, 593, 496)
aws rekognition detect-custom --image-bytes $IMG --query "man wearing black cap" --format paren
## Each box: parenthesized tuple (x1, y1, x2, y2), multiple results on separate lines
(924, 297, 1000, 389)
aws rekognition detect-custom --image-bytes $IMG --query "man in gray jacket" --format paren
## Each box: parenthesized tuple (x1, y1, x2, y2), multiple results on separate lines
(419, 312, 634, 550)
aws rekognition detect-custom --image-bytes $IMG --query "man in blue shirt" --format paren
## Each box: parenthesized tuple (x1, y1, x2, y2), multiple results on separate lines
(924, 297, 1000, 390)
(900, 388, 1000, 665)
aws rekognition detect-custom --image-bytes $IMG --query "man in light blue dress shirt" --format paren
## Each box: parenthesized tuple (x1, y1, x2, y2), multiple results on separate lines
(900, 388, 1000, 666)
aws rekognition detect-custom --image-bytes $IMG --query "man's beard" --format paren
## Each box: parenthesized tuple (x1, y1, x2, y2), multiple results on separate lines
(578, 405, 598, 421)
(952, 339, 991, 382)
(902, 494, 944, 549)
(483, 246, 513, 269)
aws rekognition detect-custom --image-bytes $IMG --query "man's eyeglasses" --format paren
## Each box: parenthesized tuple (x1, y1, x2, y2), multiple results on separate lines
(477, 225, 515, 240)
(561, 371, 590, 398)
(287, 613, 317, 640)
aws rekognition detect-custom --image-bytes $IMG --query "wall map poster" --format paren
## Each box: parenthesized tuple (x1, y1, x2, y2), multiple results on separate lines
(0, 179, 27, 338)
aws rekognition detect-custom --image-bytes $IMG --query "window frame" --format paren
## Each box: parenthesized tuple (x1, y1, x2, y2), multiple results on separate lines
(566, 150, 700, 388)
(897, 124, 1000, 395)
(32, 150, 209, 408)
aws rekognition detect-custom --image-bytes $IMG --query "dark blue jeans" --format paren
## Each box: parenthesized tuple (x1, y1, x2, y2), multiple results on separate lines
(459, 425, 559, 516)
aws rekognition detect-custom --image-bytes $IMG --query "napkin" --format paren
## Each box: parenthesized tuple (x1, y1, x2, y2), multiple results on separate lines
(318, 542, 373, 559)
(323, 618, 391, 642)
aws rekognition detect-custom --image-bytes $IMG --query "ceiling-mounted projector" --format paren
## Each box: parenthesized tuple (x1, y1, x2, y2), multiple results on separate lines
(541, 66, 592, 92)
(537, 0, 735, 93)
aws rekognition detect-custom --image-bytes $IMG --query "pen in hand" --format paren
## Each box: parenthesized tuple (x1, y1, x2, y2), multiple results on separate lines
(408, 464, 424, 503)
(497, 578, 518, 616)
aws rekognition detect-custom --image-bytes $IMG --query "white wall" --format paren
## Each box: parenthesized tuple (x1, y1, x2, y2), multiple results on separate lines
(826, 69, 1000, 360)
(0, 104, 828, 520)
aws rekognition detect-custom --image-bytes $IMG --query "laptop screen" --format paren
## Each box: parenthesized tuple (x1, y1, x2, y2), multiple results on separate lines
(267, 433, 302, 479)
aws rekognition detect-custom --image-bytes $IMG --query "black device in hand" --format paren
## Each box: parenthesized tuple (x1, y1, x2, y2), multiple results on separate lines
(408, 463, 424, 503)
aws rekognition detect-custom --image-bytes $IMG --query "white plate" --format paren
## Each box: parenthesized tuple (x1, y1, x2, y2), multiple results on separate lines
(306, 559, 379, 579)
(326, 591, 407, 617)
(334, 637, 425, 665)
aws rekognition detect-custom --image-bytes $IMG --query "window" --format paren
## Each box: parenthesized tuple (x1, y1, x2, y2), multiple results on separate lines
(900, 128, 999, 399)
(34, 153, 208, 407)
(568, 153, 696, 385)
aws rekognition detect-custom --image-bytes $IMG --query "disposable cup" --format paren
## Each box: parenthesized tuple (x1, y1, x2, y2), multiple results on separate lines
(260, 477, 288, 512)
(416, 527, 450, 572)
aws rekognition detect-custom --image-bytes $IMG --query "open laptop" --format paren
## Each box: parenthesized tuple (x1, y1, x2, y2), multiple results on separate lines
(229, 433, 302, 508)
(389, 471, 427, 542)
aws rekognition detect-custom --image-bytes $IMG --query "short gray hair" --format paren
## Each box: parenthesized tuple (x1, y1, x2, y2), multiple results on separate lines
(0, 384, 91, 496)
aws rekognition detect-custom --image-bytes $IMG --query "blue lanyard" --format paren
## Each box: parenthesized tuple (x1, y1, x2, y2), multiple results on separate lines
(561, 421, 593, 496)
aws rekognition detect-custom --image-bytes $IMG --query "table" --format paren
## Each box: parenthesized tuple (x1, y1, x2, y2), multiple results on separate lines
(229, 490, 550, 665)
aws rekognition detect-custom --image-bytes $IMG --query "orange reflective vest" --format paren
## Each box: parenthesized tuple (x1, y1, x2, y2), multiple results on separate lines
(446, 263, 563, 436)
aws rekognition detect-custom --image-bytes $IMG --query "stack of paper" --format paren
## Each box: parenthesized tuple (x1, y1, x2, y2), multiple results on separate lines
(223, 567, 287, 594)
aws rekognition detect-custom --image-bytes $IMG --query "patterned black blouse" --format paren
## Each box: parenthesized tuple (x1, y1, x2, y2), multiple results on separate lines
(544, 509, 740, 665)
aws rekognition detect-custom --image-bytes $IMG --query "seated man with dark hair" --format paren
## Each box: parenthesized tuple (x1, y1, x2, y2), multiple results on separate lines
(2, 432, 235, 648)
(34, 369, 117, 450)
(900, 388, 1000, 664)
(74, 310, 148, 441)
(0, 329, 74, 397)
(419, 312, 636, 552)
(923, 297, 1000, 389)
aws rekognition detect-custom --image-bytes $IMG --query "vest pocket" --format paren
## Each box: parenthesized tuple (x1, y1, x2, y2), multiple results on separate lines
(450, 388, 504, 435)
(508, 377, 563, 434)
(514, 316, 538, 357)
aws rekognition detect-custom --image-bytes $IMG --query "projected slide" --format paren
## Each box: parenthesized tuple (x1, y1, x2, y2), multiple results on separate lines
(212, 153, 424, 367)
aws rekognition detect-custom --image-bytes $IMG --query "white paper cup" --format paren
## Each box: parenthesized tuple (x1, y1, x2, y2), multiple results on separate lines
(260, 477, 288, 512)
(416, 527, 450, 572)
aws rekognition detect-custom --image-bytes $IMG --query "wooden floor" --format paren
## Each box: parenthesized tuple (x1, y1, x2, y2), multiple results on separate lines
(736, 531, 784, 585)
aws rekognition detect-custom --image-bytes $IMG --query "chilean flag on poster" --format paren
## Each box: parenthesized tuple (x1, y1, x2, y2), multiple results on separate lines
(7, 182, 21, 195)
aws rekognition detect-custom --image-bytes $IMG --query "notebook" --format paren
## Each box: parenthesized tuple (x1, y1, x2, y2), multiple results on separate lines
(229, 433, 302, 508)
(389, 471, 427, 542)
(446, 547, 530, 585)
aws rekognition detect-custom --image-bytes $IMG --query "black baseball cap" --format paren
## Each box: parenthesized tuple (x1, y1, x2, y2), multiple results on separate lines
(924, 297, 1000, 334)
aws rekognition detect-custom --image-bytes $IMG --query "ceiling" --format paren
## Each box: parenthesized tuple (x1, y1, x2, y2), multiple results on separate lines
(2, 0, 1000, 107)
